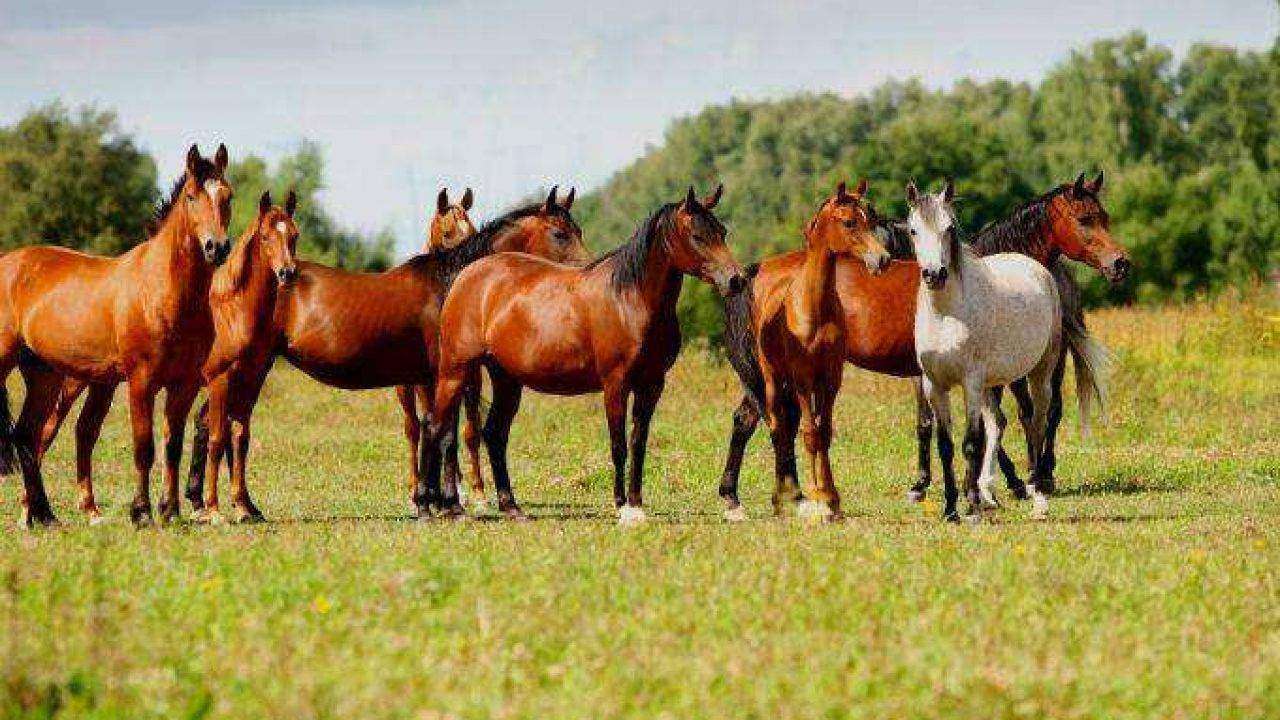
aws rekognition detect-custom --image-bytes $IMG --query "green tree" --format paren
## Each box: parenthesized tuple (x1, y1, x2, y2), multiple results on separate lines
(0, 103, 157, 254)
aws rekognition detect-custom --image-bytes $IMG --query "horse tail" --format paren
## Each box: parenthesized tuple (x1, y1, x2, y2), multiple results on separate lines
(1063, 312, 1109, 437)
(723, 263, 763, 410)
(0, 384, 16, 475)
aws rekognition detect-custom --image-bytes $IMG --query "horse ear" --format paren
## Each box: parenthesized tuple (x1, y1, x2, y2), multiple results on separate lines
(259, 190, 272, 215)
(906, 180, 920, 205)
(836, 181, 848, 200)
(214, 143, 229, 173)
(437, 188, 450, 215)
(854, 178, 868, 198)
(562, 187, 575, 211)
(702, 183, 723, 209)
(1072, 171, 1087, 198)
(684, 185, 699, 210)
(461, 187, 474, 210)
(545, 185, 559, 212)
(943, 178, 955, 202)
(1088, 170, 1105, 194)
(285, 189, 298, 217)
(186, 144, 202, 177)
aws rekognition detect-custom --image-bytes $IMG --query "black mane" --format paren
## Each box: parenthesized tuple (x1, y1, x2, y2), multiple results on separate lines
(968, 184, 1093, 256)
(585, 202, 682, 293)
(407, 201, 571, 288)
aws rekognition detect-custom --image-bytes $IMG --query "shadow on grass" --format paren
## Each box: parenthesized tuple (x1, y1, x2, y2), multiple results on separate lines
(1054, 472, 1184, 498)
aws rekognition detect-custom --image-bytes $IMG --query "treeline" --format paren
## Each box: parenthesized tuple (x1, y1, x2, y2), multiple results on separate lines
(0, 104, 393, 270)
(575, 33, 1280, 340)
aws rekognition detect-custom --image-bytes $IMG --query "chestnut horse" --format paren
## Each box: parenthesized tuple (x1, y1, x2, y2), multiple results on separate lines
(720, 173, 1129, 517)
(0, 144, 233, 526)
(751, 180, 890, 521)
(185, 188, 589, 521)
(423, 185, 744, 523)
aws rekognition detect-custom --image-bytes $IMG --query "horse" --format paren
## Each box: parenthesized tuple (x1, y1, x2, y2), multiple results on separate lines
(184, 187, 589, 522)
(394, 187, 482, 512)
(718, 172, 1126, 518)
(422, 185, 744, 524)
(750, 180, 890, 521)
(907, 179, 1063, 522)
(0, 144, 233, 526)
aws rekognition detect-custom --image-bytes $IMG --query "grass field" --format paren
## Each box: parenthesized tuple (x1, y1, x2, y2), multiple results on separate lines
(2, 296, 1278, 719)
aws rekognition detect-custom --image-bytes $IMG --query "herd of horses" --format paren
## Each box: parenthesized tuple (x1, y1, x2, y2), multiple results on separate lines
(0, 144, 1130, 528)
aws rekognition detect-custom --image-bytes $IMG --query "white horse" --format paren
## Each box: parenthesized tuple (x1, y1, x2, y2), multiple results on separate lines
(906, 180, 1062, 521)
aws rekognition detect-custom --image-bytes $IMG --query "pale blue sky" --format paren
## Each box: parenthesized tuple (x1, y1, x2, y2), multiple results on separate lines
(2, 1, 1276, 255)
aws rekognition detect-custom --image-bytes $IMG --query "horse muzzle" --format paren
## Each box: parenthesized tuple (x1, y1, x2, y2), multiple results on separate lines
(921, 267, 948, 290)
(204, 238, 231, 267)
(712, 268, 747, 297)
(1104, 256, 1131, 285)
(277, 266, 299, 285)
(864, 251, 891, 276)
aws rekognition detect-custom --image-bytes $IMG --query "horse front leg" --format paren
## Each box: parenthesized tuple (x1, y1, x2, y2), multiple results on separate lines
(806, 377, 843, 521)
(623, 379, 664, 524)
(126, 375, 158, 526)
(13, 367, 63, 527)
(761, 371, 801, 517)
(907, 377, 934, 502)
(977, 389, 1006, 510)
(158, 383, 199, 523)
(922, 377, 959, 522)
(194, 376, 230, 523)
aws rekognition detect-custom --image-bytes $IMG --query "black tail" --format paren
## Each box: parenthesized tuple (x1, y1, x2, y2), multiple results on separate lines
(723, 263, 764, 411)
(0, 386, 16, 475)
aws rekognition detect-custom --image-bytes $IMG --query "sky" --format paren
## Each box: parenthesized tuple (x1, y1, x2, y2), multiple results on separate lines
(2, 1, 1277, 255)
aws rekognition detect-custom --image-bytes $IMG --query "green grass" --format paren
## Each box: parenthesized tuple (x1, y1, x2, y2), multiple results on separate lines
(2, 296, 1279, 719)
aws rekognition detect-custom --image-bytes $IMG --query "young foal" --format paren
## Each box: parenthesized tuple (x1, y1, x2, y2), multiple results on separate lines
(908, 181, 1061, 521)
(0, 144, 233, 526)
(185, 188, 589, 521)
(194, 191, 300, 523)
(751, 181, 890, 521)
(423, 186, 744, 523)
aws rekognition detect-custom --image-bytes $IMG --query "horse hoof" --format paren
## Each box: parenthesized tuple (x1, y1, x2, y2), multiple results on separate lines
(1038, 477, 1057, 495)
(943, 511, 961, 524)
(797, 499, 835, 523)
(503, 508, 530, 522)
(617, 505, 648, 525)
(129, 506, 154, 527)
(723, 506, 748, 523)
(1030, 495, 1049, 521)
(18, 509, 59, 529)
(1009, 483, 1030, 501)
(231, 508, 265, 524)
(979, 490, 1001, 510)
(469, 495, 491, 513)
(907, 489, 926, 503)
(88, 512, 109, 527)
(962, 512, 983, 525)
(192, 508, 224, 526)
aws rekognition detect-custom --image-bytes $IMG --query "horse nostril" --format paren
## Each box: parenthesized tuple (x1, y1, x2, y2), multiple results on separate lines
(1113, 257, 1131, 279)
(729, 274, 745, 294)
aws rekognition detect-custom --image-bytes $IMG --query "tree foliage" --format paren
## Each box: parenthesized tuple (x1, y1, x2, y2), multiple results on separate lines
(0, 103, 157, 255)
(577, 32, 1280, 339)
(0, 108, 392, 270)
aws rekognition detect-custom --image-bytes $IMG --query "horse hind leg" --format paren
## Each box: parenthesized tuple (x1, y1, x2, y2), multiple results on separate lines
(977, 391, 1005, 510)
(1024, 360, 1057, 521)
(72, 383, 115, 524)
(396, 385, 422, 506)
(460, 382, 488, 510)
(720, 394, 759, 521)
(158, 384, 200, 523)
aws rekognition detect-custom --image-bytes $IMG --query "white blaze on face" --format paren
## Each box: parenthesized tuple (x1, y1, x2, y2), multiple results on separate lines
(909, 206, 945, 274)
(204, 179, 220, 207)
(276, 221, 287, 234)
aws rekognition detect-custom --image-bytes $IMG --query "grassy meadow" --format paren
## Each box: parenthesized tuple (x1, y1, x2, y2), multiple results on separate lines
(1, 295, 1278, 719)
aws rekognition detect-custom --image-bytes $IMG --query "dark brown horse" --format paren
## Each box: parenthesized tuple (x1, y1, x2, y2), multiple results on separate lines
(423, 185, 744, 523)
(185, 188, 589, 521)
(751, 180, 889, 521)
(720, 173, 1129, 516)
(0, 144, 233, 526)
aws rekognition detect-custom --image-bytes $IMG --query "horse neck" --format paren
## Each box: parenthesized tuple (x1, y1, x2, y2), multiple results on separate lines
(974, 204, 1056, 266)
(633, 238, 681, 317)
(791, 232, 838, 337)
(145, 205, 213, 296)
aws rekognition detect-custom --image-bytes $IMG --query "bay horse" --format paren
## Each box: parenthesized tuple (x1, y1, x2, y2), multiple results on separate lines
(719, 173, 1127, 517)
(908, 181, 1063, 522)
(185, 188, 589, 522)
(422, 185, 744, 523)
(750, 180, 890, 521)
(0, 144, 233, 526)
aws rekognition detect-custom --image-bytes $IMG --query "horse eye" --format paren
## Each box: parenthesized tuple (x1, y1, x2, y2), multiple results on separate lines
(843, 219, 856, 229)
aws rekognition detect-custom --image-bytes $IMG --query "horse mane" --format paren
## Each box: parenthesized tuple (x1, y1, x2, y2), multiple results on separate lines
(407, 201, 571, 288)
(967, 184, 1095, 257)
(212, 216, 263, 297)
(147, 154, 219, 237)
(866, 204, 914, 260)
(585, 202, 680, 293)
